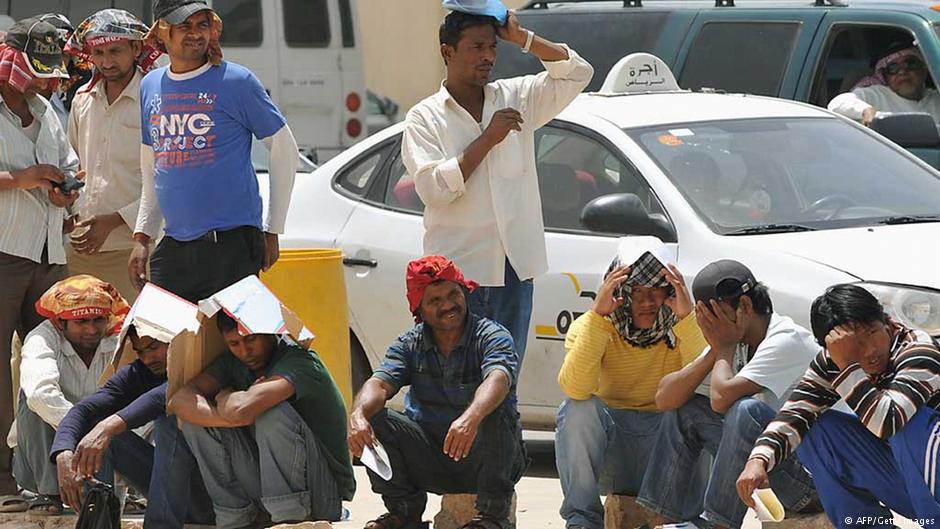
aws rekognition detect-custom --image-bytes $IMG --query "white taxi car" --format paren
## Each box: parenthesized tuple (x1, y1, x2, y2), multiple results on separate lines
(280, 54, 940, 429)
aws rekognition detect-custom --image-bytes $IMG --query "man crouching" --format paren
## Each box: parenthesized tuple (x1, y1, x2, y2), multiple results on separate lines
(348, 256, 527, 529)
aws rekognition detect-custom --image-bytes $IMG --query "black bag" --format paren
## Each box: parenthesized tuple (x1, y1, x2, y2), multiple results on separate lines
(75, 480, 121, 529)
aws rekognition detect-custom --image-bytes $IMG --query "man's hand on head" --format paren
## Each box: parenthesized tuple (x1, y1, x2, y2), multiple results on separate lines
(695, 300, 747, 353)
(825, 324, 862, 371)
(495, 11, 527, 47)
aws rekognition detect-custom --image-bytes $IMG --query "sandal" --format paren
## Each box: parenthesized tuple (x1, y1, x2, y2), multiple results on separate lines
(460, 514, 512, 529)
(0, 491, 32, 513)
(6, 492, 63, 516)
(123, 493, 147, 515)
(364, 512, 426, 529)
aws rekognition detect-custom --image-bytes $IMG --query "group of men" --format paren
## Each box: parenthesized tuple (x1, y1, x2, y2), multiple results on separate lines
(4, 1, 940, 529)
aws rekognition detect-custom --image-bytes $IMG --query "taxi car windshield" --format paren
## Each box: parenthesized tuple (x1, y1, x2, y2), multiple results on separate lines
(627, 117, 940, 234)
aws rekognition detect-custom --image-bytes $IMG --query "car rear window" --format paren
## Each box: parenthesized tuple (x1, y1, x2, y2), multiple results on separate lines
(679, 21, 800, 96)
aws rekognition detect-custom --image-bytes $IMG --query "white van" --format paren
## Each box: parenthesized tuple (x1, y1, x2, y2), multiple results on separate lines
(3, 0, 366, 162)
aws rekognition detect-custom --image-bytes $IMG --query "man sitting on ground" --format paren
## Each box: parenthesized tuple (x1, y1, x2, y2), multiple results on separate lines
(51, 283, 213, 528)
(637, 260, 820, 529)
(347, 255, 526, 529)
(829, 41, 940, 125)
(7, 275, 128, 515)
(555, 248, 706, 529)
(738, 284, 940, 529)
(170, 312, 355, 528)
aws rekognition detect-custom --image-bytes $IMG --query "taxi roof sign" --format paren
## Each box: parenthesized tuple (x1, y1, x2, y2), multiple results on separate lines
(599, 53, 681, 95)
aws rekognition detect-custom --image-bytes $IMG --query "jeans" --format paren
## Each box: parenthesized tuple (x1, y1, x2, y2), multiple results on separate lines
(180, 402, 342, 529)
(467, 259, 534, 366)
(797, 408, 940, 529)
(638, 396, 816, 529)
(556, 397, 690, 529)
(366, 406, 527, 521)
(13, 392, 65, 496)
(149, 225, 265, 303)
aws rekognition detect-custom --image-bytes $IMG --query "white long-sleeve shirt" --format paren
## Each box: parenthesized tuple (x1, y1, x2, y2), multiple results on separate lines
(401, 45, 593, 286)
(828, 85, 940, 122)
(19, 320, 117, 428)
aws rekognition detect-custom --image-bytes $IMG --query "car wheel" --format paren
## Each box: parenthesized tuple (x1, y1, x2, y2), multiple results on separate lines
(350, 331, 371, 394)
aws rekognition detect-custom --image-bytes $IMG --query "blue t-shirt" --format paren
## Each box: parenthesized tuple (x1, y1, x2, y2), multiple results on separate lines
(140, 61, 286, 241)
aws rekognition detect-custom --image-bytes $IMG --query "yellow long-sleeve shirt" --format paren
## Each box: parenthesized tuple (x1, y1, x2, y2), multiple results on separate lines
(558, 310, 707, 411)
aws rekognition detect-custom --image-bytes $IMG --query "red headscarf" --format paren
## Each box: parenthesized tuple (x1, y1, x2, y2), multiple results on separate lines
(0, 44, 46, 93)
(406, 256, 478, 322)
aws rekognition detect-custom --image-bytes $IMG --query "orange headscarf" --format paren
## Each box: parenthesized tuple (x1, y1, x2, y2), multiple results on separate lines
(406, 256, 479, 322)
(35, 275, 130, 336)
(143, 9, 222, 66)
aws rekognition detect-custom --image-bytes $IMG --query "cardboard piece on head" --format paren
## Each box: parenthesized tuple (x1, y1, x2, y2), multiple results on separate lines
(616, 236, 675, 268)
(166, 275, 315, 399)
(99, 283, 200, 385)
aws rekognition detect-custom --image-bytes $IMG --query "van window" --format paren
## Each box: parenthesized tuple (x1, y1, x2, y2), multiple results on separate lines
(492, 11, 669, 92)
(338, 0, 354, 48)
(215, 0, 262, 46)
(809, 25, 916, 108)
(680, 22, 800, 96)
(9, 0, 62, 19)
(282, 0, 329, 48)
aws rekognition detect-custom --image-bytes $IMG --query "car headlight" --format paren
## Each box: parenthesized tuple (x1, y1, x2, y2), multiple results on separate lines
(859, 283, 940, 336)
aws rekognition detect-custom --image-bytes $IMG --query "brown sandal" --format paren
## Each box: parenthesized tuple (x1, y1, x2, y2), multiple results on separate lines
(460, 515, 512, 529)
(364, 512, 426, 529)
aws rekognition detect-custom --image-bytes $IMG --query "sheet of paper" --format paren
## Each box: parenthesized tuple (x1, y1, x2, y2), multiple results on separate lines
(752, 488, 784, 522)
(361, 442, 393, 481)
(616, 236, 675, 267)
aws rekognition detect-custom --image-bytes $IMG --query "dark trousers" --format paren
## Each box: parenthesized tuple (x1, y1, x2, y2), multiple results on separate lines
(366, 407, 527, 521)
(149, 226, 265, 303)
(0, 251, 67, 490)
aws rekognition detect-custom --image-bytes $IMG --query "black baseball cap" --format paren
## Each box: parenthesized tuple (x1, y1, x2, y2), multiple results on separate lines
(692, 259, 758, 305)
(4, 17, 68, 79)
(153, 0, 212, 25)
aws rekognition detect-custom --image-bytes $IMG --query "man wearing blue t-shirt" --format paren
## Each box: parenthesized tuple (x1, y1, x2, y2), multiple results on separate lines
(128, 0, 298, 303)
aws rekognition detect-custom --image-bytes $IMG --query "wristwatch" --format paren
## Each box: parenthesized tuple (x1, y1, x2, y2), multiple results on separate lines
(521, 30, 535, 54)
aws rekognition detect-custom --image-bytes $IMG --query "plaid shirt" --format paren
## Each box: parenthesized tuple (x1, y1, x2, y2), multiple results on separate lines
(373, 313, 518, 434)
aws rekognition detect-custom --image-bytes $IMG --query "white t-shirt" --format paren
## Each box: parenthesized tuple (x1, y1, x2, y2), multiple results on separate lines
(828, 85, 940, 123)
(695, 313, 820, 411)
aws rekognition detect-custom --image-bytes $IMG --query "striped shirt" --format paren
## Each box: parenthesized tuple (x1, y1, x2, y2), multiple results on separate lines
(0, 93, 80, 265)
(751, 323, 940, 472)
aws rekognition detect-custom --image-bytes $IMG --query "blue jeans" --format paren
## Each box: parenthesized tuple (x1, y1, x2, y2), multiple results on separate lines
(797, 408, 940, 529)
(180, 402, 342, 529)
(467, 259, 534, 366)
(638, 396, 817, 529)
(556, 397, 692, 529)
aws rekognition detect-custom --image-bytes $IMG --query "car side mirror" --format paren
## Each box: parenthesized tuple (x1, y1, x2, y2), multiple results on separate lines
(581, 193, 677, 242)
(870, 112, 940, 148)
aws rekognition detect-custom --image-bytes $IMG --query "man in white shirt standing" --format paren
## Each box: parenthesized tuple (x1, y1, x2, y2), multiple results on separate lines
(11, 275, 128, 515)
(401, 4, 592, 366)
(636, 260, 821, 529)
(828, 42, 940, 126)
(65, 9, 160, 303)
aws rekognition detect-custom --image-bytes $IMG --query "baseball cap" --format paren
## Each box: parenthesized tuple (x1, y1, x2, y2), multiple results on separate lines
(4, 17, 69, 78)
(692, 259, 758, 305)
(153, 0, 212, 25)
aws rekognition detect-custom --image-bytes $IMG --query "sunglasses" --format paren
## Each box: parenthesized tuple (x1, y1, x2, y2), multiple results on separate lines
(882, 57, 926, 76)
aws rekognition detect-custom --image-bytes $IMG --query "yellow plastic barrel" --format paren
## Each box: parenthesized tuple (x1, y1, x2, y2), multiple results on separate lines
(261, 249, 352, 409)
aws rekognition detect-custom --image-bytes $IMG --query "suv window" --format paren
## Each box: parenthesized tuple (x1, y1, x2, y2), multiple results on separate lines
(283, 0, 330, 48)
(492, 11, 669, 92)
(535, 125, 664, 232)
(215, 0, 263, 46)
(680, 22, 800, 96)
(809, 25, 916, 107)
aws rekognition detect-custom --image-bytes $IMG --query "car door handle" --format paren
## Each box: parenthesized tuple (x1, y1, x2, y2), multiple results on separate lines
(343, 257, 378, 268)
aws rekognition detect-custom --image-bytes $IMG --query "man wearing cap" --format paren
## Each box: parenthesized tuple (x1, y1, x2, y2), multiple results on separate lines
(636, 260, 820, 529)
(401, 5, 593, 367)
(829, 42, 940, 125)
(32, 13, 73, 129)
(52, 287, 213, 528)
(65, 10, 161, 303)
(0, 16, 81, 494)
(555, 248, 705, 529)
(129, 0, 299, 303)
(169, 310, 354, 528)
(347, 255, 525, 529)
(4, 275, 128, 514)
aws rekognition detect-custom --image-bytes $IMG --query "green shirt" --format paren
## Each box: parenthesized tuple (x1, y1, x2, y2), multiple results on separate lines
(205, 340, 355, 500)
